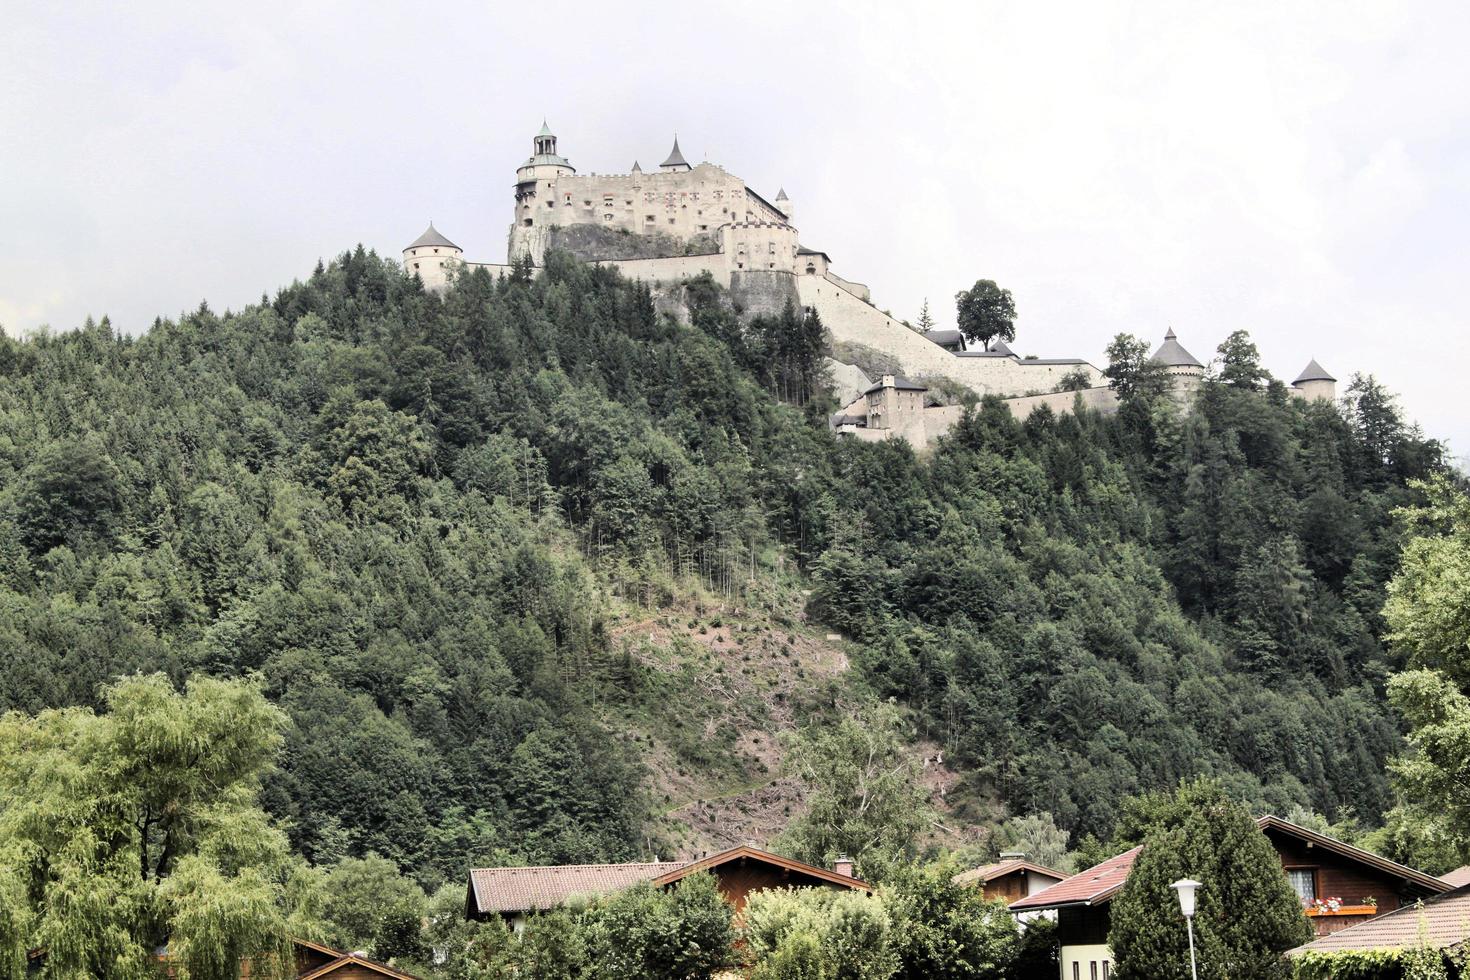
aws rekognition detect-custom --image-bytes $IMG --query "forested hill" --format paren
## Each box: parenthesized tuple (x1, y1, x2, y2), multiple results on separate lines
(0, 248, 1447, 887)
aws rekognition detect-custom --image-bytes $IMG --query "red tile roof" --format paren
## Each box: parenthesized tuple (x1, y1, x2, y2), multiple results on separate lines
(1009, 846, 1142, 910)
(469, 860, 690, 915)
(1290, 885, 1470, 954)
(953, 859, 1067, 888)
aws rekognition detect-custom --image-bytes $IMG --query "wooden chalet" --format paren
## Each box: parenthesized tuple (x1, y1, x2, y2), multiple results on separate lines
(1009, 816, 1449, 980)
(466, 843, 870, 928)
(953, 857, 1068, 906)
(28, 937, 420, 980)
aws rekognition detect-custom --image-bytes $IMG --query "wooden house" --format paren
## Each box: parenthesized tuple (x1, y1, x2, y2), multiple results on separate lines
(466, 843, 870, 929)
(953, 857, 1068, 906)
(1009, 816, 1449, 980)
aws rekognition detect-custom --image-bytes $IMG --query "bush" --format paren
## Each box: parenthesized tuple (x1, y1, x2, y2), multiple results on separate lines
(744, 887, 898, 980)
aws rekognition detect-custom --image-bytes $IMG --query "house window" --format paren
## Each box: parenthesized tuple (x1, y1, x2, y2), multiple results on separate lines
(1072, 965, 1080, 980)
(1102, 964, 1111, 980)
(1287, 869, 1317, 904)
(1091, 963, 1099, 980)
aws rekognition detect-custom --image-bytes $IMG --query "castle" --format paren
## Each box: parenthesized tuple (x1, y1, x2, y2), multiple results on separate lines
(404, 125, 1337, 449)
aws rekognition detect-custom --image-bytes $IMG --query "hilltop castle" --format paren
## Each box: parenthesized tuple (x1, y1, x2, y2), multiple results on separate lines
(403, 125, 1337, 449)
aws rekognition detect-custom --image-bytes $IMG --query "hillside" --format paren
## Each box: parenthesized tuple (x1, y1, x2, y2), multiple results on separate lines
(0, 248, 1448, 888)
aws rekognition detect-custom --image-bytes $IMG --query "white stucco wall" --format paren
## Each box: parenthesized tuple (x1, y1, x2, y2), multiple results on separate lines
(797, 274, 1103, 398)
(1002, 386, 1119, 421)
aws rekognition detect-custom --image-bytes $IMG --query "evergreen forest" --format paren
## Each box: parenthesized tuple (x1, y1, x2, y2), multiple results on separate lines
(0, 247, 1451, 899)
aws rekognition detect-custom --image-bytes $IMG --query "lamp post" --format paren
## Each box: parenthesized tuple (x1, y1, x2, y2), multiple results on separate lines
(1171, 878, 1201, 980)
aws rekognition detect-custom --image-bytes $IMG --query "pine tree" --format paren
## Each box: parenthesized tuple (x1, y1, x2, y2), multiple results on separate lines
(916, 298, 934, 333)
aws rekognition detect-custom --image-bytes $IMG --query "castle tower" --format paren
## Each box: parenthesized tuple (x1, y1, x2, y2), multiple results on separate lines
(775, 187, 793, 222)
(403, 222, 463, 290)
(1150, 328, 1205, 406)
(510, 121, 576, 261)
(1291, 359, 1337, 403)
(659, 136, 692, 172)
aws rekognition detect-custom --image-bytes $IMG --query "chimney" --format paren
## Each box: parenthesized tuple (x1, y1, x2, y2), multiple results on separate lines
(833, 855, 854, 878)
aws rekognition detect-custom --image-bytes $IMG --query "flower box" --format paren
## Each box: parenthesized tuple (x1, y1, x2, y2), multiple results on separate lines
(1304, 905, 1377, 917)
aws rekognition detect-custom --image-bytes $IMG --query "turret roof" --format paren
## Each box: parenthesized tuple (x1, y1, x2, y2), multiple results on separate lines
(631, 160, 642, 173)
(987, 338, 1015, 356)
(1151, 328, 1203, 367)
(537, 120, 555, 138)
(660, 137, 690, 169)
(1293, 359, 1336, 384)
(406, 223, 459, 251)
(775, 187, 789, 201)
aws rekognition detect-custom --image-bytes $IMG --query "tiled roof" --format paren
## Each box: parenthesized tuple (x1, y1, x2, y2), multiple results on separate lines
(953, 859, 1066, 887)
(469, 861, 689, 915)
(1151, 328, 1203, 368)
(468, 845, 870, 917)
(1293, 359, 1336, 384)
(406, 223, 459, 251)
(1290, 885, 1470, 954)
(1441, 866, 1470, 888)
(1009, 846, 1142, 910)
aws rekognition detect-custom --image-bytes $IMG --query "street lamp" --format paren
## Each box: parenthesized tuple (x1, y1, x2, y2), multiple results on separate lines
(1171, 878, 1201, 980)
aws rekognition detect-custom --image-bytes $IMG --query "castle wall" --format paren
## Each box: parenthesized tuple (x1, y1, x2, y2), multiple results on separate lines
(723, 221, 799, 273)
(729, 270, 800, 318)
(1290, 379, 1336, 403)
(521, 164, 750, 259)
(593, 254, 733, 286)
(796, 274, 1104, 397)
(1001, 386, 1119, 421)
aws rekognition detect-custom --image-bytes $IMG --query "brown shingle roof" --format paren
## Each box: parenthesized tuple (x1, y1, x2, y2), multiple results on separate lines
(467, 845, 870, 917)
(953, 858, 1067, 888)
(1010, 846, 1142, 910)
(1290, 885, 1470, 955)
(469, 860, 690, 915)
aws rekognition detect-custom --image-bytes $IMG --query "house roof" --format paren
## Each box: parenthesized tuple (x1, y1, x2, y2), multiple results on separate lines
(1151, 328, 1203, 367)
(863, 375, 928, 395)
(468, 844, 868, 916)
(469, 861, 687, 915)
(1010, 847, 1142, 910)
(923, 329, 966, 348)
(1255, 816, 1450, 897)
(406, 223, 459, 251)
(655, 844, 872, 893)
(1289, 884, 1470, 955)
(660, 137, 690, 169)
(1293, 359, 1336, 385)
(1442, 866, 1470, 888)
(953, 859, 1067, 888)
(797, 246, 830, 260)
(1011, 818, 1446, 914)
(293, 938, 422, 980)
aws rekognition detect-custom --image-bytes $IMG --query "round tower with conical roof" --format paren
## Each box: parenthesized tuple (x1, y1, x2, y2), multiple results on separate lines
(1291, 359, 1337, 404)
(774, 187, 793, 222)
(1150, 328, 1205, 406)
(402, 222, 464, 290)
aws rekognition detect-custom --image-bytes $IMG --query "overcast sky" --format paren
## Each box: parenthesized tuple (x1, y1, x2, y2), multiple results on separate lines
(3, 1, 1466, 456)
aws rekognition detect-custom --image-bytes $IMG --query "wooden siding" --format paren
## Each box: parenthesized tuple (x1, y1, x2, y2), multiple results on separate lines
(710, 859, 856, 912)
(1268, 829, 1415, 911)
(981, 870, 1029, 905)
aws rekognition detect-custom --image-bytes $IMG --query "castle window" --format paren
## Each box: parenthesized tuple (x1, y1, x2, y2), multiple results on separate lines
(433, 248, 439, 253)
(806, 264, 816, 274)
(668, 218, 675, 224)
(699, 225, 707, 231)
(547, 201, 554, 209)
(524, 218, 533, 226)
(604, 214, 613, 221)
(645, 215, 655, 223)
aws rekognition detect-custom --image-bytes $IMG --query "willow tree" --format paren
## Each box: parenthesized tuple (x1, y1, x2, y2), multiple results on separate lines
(0, 673, 313, 980)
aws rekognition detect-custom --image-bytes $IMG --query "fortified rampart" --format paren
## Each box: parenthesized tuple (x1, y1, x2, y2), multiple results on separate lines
(401, 125, 1336, 455)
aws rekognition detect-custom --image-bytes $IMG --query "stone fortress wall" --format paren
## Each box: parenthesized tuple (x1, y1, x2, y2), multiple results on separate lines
(404, 125, 1336, 451)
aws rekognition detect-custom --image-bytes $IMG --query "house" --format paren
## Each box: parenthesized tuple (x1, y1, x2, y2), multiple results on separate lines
(953, 856, 1068, 906)
(466, 843, 869, 929)
(28, 937, 422, 980)
(286, 938, 422, 979)
(1009, 817, 1449, 980)
(1288, 883, 1470, 960)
